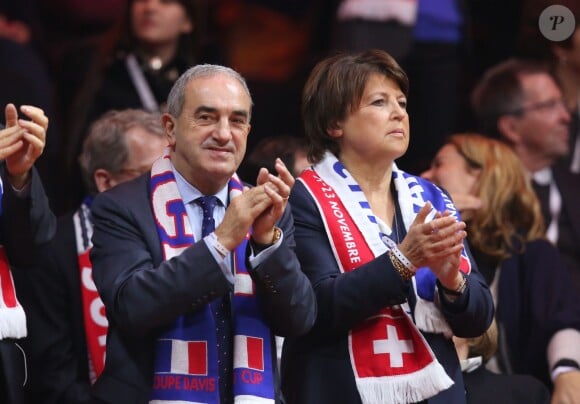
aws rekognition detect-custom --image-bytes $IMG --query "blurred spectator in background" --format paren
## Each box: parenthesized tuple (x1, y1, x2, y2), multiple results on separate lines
(423, 133, 580, 403)
(239, 135, 310, 184)
(16, 109, 167, 404)
(453, 319, 550, 404)
(331, 0, 417, 60)
(471, 59, 580, 294)
(62, 0, 200, 213)
(517, 0, 580, 174)
(33, 0, 127, 127)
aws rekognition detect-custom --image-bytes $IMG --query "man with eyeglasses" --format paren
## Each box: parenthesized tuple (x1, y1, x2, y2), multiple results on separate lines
(471, 58, 580, 403)
(16, 109, 167, 403)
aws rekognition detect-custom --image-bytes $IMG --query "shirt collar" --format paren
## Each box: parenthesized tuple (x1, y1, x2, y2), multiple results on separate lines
(171, 162, 229, 206)
(460, 356, 483, 373)
(531, 166, 553, 186)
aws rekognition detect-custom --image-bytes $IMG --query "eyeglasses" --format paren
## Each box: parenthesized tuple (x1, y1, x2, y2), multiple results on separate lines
(507, 98, 567, 116)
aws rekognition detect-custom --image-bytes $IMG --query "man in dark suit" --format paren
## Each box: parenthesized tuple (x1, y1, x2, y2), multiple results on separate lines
(0, 102, 55, 404)
(17, 109, 167, 403)
(472, 58, 580, 403)
(89, 64, 316, 403)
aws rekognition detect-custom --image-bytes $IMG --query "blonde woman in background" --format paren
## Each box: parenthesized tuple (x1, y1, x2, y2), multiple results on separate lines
(423, 133, 580, 403)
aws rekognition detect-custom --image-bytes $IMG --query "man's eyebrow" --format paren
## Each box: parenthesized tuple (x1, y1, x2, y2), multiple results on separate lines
(232, 109, 249, 119)
(193, 106, 249, 118)
(194, 106, 217, 115)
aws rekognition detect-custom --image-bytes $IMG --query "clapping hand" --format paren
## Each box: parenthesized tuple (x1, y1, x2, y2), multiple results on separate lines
(399, 202, 467, 289)
(214, 158, 294, 250)
(1, 103, 48, 188)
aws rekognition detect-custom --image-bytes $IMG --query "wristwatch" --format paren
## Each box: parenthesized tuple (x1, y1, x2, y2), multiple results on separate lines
(252, 227, 282, 251)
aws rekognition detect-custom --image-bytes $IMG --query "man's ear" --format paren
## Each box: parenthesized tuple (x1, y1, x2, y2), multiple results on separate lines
(497, 115, 522, 144)
(162, 113, 177, 147)
(94, 168, 114, 193)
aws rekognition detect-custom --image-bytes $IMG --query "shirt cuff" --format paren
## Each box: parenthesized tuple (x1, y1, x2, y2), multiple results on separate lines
(203, 235, 234, 284)
(248, 229, 284, 268)
(548, 329, 580, 381)
(11, 178, 31, 198)
(552, 365, 580, 381)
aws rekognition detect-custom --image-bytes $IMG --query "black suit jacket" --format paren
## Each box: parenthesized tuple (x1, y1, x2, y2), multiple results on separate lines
(552, 163, 580, 292)
(2, 164, 56, 404)
(89, 174, 316, 403)
(492, 238, 580, 387)
(16, 213, 91, 403)
(282, 181, 495, 404)
(463, 365, 550, 404)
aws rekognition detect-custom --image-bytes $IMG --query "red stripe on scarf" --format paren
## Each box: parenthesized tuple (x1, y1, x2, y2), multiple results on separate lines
(0, 247, 17, 307)
(78, 249, 107, 381)
(299, 170, 375, 271)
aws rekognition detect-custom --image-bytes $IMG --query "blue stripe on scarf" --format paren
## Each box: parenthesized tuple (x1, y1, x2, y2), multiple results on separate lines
(394, 171, 466, 301)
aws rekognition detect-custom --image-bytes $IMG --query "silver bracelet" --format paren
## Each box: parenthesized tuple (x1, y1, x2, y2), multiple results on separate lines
(381, 236, 417, 271)
(391, 245, 417, 271)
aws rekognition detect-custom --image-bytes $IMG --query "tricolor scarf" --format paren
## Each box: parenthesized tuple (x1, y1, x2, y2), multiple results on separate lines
(298, 152, 471, 403)
(0, 175, 27, 340)
(74, 198, 108, 383)
(149, 150, 275, 404)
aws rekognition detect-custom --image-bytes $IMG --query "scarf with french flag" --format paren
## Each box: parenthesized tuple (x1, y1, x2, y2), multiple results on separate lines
(0, 175, 27, 340)
(298, 152, 471, 403)
(149, 149, 275, 403)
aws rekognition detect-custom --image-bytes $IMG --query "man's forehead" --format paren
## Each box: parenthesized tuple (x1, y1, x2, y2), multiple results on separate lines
(183, 76, 250, 109)
(186, 74, 245, 93)
(519, 72, 561, 97)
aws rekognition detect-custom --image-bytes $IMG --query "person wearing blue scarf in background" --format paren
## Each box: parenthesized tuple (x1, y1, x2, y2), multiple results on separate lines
(15, 109, 167, 404)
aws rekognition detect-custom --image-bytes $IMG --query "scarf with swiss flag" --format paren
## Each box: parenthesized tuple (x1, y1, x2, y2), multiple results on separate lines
(298, 152, 471, 403)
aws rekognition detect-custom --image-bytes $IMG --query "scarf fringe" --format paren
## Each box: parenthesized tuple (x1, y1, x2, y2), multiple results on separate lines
(356, 361, 454, 404)
(234, 395, 275, 404)
(0, 306, 27, 339)
(414, 297, 452, 338)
